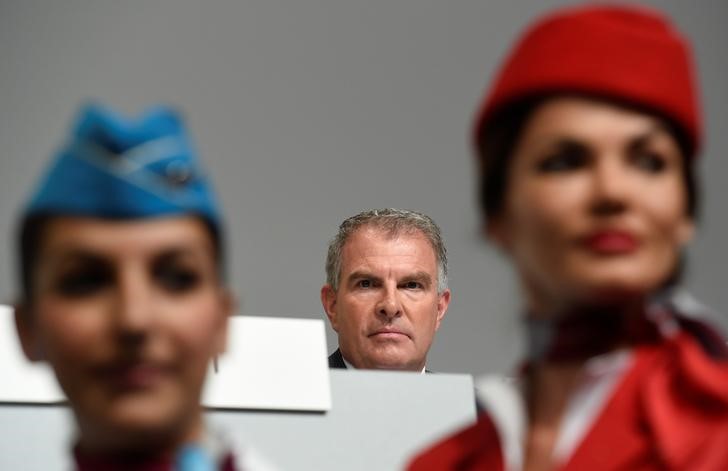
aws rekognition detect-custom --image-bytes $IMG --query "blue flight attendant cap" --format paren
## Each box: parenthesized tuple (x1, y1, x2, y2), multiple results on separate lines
(23, 102, 222, 231)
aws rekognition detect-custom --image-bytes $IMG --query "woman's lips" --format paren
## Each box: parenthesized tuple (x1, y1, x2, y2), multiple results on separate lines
(582, 230, 639, 254)
(93, 361, 171, 390)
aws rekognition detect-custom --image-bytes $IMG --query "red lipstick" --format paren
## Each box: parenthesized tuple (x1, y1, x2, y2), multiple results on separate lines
(583, 230, 638, 254)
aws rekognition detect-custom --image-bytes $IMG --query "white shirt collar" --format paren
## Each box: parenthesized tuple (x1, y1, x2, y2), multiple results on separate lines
(475, 349, 633, 471)
(342, 354, 427, 374)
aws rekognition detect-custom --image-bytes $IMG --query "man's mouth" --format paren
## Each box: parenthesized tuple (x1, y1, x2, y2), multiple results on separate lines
(369, 329, 410, 340)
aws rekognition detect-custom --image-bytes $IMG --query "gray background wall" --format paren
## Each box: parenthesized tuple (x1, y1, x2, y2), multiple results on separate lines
(1, 0, 726, 376)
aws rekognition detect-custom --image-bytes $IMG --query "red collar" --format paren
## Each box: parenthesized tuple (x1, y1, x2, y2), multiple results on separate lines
(526, 305, 665, 363)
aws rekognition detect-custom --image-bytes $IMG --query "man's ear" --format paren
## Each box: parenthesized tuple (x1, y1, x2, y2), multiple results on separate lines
(320, 285, 339, 332)
(14, 304, 43, 362)
(434, 289, 451, 331)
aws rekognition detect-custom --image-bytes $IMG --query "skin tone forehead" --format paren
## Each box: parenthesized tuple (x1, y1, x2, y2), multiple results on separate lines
(39, 216, 216, 263)
(513, 96, 678, 155)
(341, 227, 438, 283)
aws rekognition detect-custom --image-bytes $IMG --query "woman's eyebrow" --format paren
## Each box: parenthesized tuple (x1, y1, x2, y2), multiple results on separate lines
(626, 124, 674, 150)
(154, 246, 198, 258)
(528, 136, 590, 152)
(151, 247, 213, 267)
(43, 248, 109, 267)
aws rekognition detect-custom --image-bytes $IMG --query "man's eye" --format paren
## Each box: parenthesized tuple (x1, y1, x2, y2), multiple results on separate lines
(632, 151, 667, 173)
(54, 270, 111, 297)
(357, 279, 372, 289)
(403, 281, 423, 290)
(155, 265, 201, 293)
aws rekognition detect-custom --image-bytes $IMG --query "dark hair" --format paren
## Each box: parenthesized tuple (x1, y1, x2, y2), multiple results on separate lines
(476, 93, 700, 222)
(17, 214, 226, 303)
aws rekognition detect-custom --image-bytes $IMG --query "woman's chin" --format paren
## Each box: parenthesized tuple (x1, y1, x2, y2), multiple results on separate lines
(568, 275, 664, 306)
(77, 399, 197, 454)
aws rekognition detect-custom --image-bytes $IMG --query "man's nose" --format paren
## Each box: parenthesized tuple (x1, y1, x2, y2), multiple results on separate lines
(376, 287, 402, 320)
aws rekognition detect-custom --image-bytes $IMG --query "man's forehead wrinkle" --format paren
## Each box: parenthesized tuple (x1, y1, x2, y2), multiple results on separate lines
(347, 238, 435, 266)
(352, 250, 428, 267)
(373, 227, 440, 267)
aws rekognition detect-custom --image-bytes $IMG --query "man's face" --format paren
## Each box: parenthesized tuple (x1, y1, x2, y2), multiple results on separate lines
(321, 227, 450, 371)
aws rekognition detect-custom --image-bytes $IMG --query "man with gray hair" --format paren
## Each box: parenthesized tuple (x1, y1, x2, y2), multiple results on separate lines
(321, 208, 451, 372)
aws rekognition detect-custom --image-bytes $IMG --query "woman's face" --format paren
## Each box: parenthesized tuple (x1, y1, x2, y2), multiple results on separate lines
(489, 97, 694, 313)
(17, 216, 231, 452)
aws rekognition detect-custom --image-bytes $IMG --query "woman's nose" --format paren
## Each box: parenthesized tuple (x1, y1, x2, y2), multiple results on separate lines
(589, 157, 631, 216)
(113, 269, 153, 342)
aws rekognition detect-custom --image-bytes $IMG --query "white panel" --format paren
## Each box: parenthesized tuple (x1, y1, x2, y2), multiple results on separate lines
(0, 305, 64, 403)
(0, 370, 476, 471)
(1, 306, 331, 411)
(203, 316, 331, 411)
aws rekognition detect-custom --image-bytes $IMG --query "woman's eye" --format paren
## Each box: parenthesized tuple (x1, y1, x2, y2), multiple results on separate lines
(632, 151, 667, 173)
(155, 265, 201, 293)
(537, 149, 587, 173)
(54, 270, 110, 297)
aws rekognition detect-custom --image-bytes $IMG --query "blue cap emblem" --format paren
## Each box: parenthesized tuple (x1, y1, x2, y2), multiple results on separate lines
(23, 102, 221, 231)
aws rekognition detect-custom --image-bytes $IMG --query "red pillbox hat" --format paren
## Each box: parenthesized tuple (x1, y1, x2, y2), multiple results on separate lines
(474, 4, 702, 157)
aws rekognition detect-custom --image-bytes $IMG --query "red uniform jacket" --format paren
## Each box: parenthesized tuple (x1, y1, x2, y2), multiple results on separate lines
(408, 332, 728, 471)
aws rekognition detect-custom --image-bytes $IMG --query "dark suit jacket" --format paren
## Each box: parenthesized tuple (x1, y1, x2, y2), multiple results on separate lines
(328, 348, 433, 373)
(328, 348, 347, 369)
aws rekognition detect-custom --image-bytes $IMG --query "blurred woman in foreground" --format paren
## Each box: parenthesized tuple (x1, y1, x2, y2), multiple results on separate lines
(14, 104, 272, 470)
(410, 5, 728, 471)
